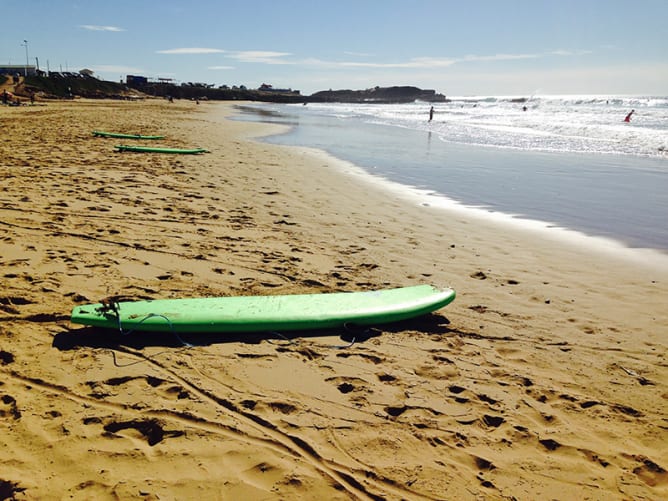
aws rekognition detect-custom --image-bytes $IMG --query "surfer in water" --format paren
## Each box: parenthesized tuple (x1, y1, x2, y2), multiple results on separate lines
(429, 106, 434, 122)
(624, 109, 635, 122)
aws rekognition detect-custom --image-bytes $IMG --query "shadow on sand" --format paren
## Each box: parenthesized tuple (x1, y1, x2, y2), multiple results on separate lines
(52, 313, 454, 351)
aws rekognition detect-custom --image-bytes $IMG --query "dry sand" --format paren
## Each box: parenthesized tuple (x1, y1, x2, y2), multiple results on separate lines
(1, 99, 667, 500)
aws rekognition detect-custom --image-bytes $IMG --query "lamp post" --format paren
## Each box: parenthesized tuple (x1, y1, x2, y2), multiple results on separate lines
(21, 40, 29, 77)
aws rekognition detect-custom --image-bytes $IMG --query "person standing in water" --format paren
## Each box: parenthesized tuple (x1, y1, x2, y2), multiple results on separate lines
(429, 106, 434, 122)
(624, 109, 635, 122)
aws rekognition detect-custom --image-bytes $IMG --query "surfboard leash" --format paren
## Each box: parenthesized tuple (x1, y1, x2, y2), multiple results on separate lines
(99, 298, 194, 348)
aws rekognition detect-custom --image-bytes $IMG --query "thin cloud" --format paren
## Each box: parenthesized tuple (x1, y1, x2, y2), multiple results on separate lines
(338, 58, 456, 69)
(343, 51, 375, 57)
(550, 49, 593, 57)
(325, 49, 589, 69)
(461, 53, 539, 62)
(227, 51, 293, 64)
(297, 53, 540, 70)
(152, 48, 551, 69)
(80, 25, 125, 32)
(157, 47, 226, 54)
(153, 46, 592, 73)
(304, 56, 456, 69)
(408, 57, 458, 67)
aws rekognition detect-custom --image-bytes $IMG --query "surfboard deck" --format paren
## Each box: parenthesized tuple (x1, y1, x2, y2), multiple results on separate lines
(93, 131, 165, 139)
(70, 285, 456, 333)
(115, 144, 208, 154)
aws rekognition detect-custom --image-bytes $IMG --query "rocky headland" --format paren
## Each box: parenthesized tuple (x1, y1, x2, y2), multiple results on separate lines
(309, 86, 446, 103)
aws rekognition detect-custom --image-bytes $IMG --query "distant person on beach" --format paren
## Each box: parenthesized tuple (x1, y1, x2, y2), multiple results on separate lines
(429, 106, 434, 122)
(624, 110, 635, 122)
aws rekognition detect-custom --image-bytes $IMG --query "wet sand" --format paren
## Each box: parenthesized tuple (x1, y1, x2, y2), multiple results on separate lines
(1, 99, 667, 500)
(235, 102, 668, 251)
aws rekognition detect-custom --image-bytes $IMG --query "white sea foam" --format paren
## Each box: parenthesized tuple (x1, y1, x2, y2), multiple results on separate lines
(301, 95, 668, 157)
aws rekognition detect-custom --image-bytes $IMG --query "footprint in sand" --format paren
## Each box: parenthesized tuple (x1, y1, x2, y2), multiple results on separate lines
(0, 394, 21, 419)
(325, 376, 369, 395)
(335, 352, 383, 364)
(447, 385, 469, 404)
(102, 375, 191, 401)
(482, 415, 505, 428)
(103, 418, 184, 446)
(539, 438, 561, 451)
(268, 402, 298, 415)
(0, 480, 26, 499)
(384, 405, 408, 418)
(0, 297, 34, 314)
(629, 455, 668, 486)
(0, 350, 15, 365)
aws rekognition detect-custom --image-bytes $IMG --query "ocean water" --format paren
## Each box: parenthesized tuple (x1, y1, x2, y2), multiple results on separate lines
(232, 96, 668, 252)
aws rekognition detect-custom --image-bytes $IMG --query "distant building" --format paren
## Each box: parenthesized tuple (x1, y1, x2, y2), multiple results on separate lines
(0, 64, 37, 77)
(126, 75, 148, 86)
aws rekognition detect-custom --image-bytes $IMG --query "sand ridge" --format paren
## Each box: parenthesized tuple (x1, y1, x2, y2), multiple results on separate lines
(1, 99, 667, 500)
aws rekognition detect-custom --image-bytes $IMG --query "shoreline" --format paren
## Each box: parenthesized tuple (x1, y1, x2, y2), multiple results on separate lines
(290, 142, 668, 270)
(229, 102, 668, 271)
(233, 100, 668, 251)
(1, 99, 666, 500)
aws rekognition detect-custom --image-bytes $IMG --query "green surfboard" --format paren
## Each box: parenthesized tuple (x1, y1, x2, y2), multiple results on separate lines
(70, 285, 456, 334)
(93, 131, 165, 139)
(114, 144, 208, 154)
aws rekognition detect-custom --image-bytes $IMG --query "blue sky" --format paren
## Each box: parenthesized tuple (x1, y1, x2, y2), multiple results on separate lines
(2, 0, 667, 96)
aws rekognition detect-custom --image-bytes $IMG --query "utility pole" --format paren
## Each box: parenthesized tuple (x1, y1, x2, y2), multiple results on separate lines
(21, 40, 29, 77)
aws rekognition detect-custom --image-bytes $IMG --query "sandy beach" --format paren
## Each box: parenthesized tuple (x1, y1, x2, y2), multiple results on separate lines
(1, 98, 667, 500)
